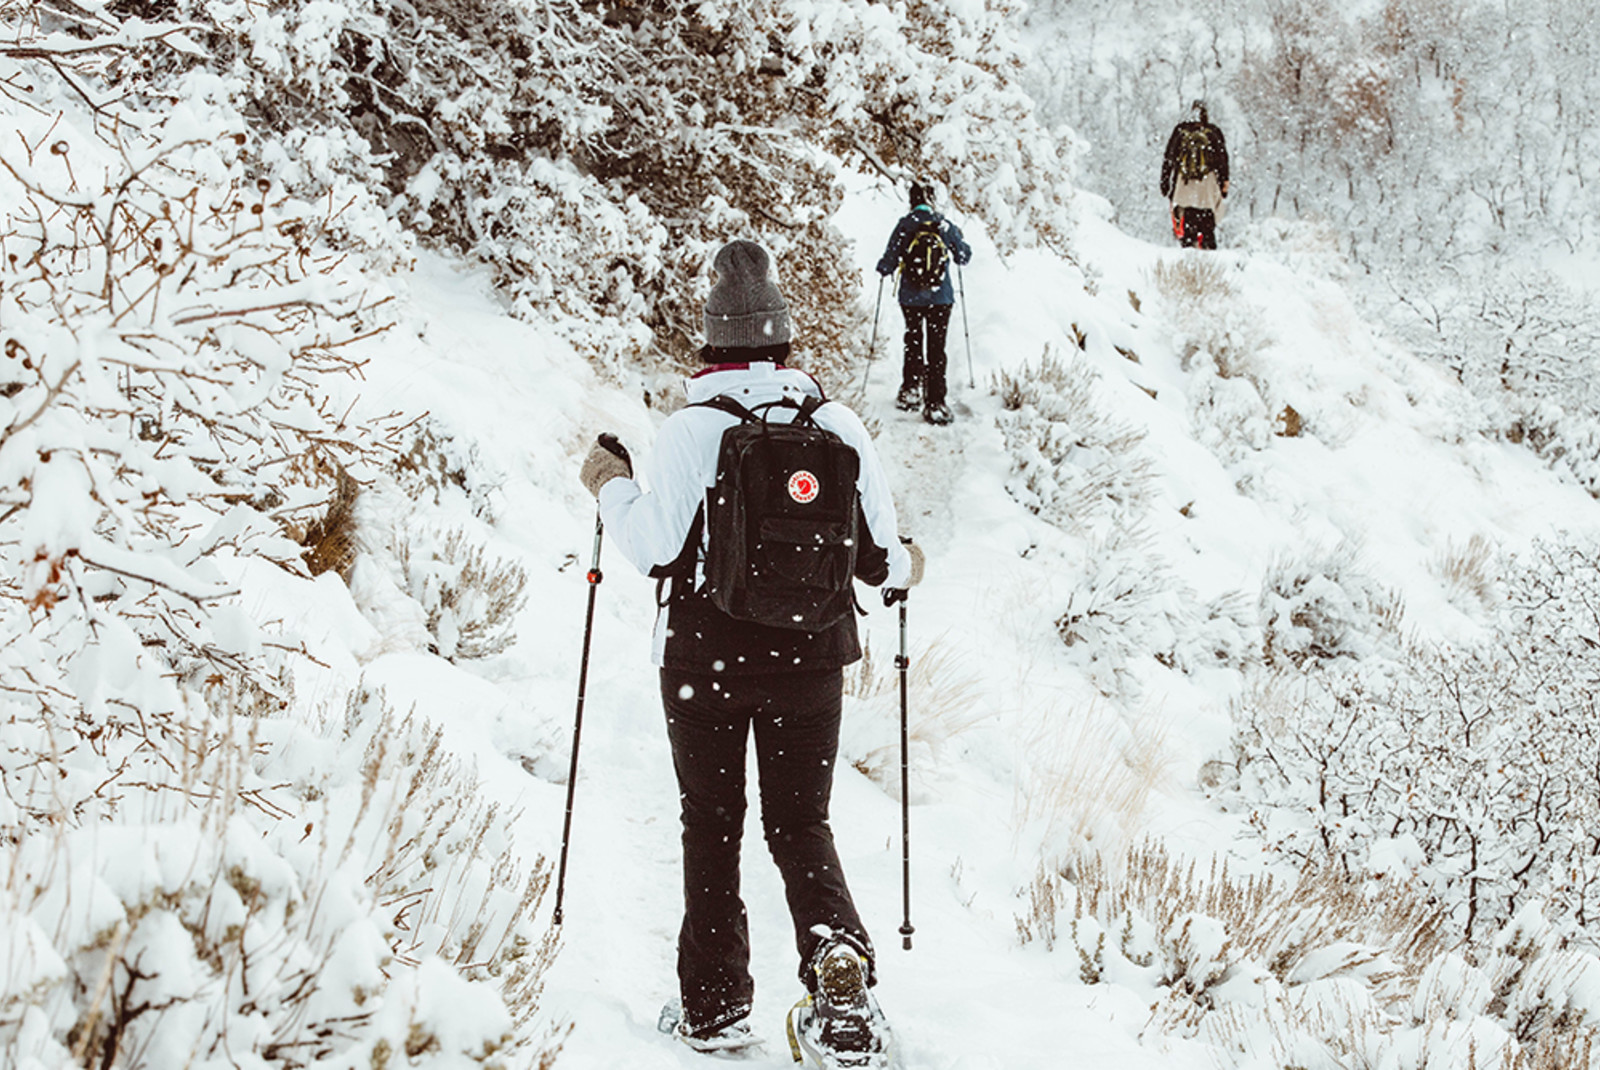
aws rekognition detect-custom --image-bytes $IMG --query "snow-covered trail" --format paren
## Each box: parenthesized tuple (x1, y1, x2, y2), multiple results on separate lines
(357, 176, 1600, 1069)
(346, 185, 1196, 1067)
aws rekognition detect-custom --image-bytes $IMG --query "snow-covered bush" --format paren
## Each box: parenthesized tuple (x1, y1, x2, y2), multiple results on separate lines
(1, 689, 562, 1069)
(1397, 272, 1600, 498)
(1021, 841, 1448, 1025)
(0, 30, 560, 1066)
(1019, 841, 1600, 1070)
(1233, 538, 1600, 944)
(993, 345, 1154, 536)
(393, 526, 529, 662)
(88, 0, 1078, 377)
(0, 56, 394, 731)
(1258, 545, 1404, 668)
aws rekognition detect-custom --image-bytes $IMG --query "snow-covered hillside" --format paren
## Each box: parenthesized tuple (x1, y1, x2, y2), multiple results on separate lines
(261, 175, 1600, 1068)
(8, 1, 1600, 1067)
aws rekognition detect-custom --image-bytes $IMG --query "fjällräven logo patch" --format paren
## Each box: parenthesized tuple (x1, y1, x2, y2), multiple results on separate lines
(788, 470, 819, 503)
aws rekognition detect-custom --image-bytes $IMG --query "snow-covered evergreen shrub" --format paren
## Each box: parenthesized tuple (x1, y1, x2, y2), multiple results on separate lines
(1150, 257, 1292, 466)
(1152, 258, 1268, 380)
(1054, 527, 1187, 694)
(994, 346, 1259, 690)
(1234, 538, 1600, 944)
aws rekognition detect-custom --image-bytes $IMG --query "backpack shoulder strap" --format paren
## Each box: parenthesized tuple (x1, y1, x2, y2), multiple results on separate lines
(649, 501, 704, 603)
(691, 394, 757, 422)
(696, 393, 824, 427)
(794, 394, 827, 424)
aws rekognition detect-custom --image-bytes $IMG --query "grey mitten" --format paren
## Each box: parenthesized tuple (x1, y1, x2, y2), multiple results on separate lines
(882, 538, 925, 606)
(905, 540, 925, 587)
(579, 434, 632, 498)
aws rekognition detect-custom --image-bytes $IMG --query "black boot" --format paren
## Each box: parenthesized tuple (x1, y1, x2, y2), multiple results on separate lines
(895, 381, 922, 411)
(785, 938, 890, 1068)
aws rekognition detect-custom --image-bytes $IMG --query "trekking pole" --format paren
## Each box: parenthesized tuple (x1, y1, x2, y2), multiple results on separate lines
(896, 591, 914, 951)
(553, 434, 626, 925)
(863, 274, 886, 394)
(956, 261, 975, 390)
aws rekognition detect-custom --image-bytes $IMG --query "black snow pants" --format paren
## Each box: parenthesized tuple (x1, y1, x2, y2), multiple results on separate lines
(901, 303, 953, 407)
(661, 667, 872, 1036)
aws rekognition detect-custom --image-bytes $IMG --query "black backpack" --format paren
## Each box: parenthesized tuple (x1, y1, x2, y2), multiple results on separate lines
(1176, 126, 1215, 182)
(673, 395, 862, 632)
(900, 216, 950, 290)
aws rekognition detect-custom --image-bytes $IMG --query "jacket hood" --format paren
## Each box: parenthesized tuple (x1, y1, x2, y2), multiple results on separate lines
(685, 362, 826, 407)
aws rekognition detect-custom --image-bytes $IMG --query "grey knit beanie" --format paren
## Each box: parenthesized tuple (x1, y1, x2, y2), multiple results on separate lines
(705, 240, 792, 348)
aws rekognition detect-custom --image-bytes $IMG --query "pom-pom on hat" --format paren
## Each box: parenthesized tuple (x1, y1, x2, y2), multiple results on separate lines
(704, 240, 792, 349)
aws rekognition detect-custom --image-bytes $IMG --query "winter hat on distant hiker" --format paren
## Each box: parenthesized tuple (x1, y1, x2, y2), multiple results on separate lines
(909, 180, 934, 209)
(705, 240, 792, 349)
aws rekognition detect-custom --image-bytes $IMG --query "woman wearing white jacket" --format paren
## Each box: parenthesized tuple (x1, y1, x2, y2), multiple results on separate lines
(579, 240, 921, 1058)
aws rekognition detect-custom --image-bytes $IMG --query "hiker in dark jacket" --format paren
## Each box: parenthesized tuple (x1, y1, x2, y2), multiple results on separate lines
(1160, 100, 1230, 249)
(875, 181, 972, 426)
(578, 239, 923, 1057)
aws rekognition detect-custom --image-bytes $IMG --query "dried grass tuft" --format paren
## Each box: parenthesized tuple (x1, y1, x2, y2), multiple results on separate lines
(300, 466, 362, 578)
(1435, 534, 1499, 612)
(846, 635, 988, 789)
(1011, 703, 1172, 860)
(1152, 256, 1233, 305)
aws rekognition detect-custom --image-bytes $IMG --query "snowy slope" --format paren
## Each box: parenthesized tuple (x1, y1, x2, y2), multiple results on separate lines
(314, 171, 1600, 1069)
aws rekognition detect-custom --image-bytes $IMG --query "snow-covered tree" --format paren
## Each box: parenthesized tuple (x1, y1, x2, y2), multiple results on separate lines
(1231, 539, 1600, 945)
(84, 0, 1079, 382)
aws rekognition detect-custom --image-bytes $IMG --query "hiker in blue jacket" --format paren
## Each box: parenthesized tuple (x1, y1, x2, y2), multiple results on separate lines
(875, 181, 971, 425)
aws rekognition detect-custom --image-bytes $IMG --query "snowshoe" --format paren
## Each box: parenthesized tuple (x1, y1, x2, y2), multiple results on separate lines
(895, 382, 922, 411)
(658, 997, 763, 1058)
(784, 943, 894, 1068)
(922, 401, 952, 426)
